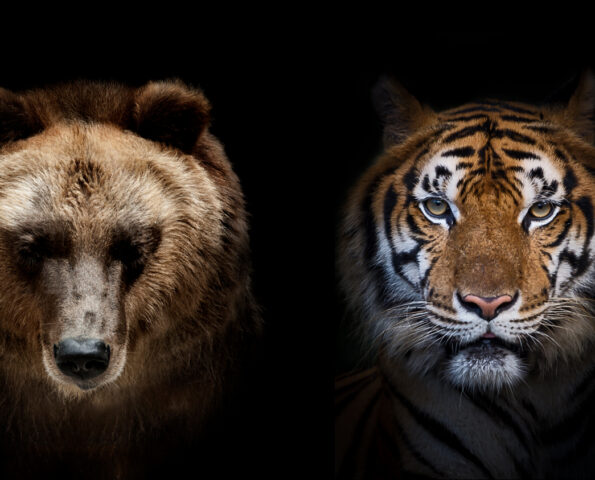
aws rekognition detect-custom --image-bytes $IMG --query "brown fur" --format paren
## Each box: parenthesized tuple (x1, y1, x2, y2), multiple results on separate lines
(0, 81, 261, 478)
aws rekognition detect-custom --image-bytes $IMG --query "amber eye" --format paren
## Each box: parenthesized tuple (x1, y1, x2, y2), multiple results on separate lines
(528, 201, 553, 219)
(424, 198, 449, 217)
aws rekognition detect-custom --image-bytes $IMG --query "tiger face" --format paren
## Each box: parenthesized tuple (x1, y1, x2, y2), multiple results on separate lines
(339, 75, 595, 393)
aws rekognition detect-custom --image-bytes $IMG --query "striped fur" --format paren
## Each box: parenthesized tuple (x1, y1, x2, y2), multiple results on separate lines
(337, 74, 595, 478)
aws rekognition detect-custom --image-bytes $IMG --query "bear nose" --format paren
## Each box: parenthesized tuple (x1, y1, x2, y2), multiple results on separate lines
(460, 294, 515, 320)
(54, 338, 110, 381)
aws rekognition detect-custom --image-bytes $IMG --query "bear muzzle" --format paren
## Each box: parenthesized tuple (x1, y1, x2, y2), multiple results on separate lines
(53, 337, 110, 384)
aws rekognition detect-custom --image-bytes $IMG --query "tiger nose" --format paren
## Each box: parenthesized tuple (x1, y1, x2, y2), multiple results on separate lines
(461, 294, 514, 320)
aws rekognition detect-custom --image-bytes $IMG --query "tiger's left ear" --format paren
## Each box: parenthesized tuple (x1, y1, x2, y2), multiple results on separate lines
(560, 71, 595, 144)
(372, 76, 435, 148)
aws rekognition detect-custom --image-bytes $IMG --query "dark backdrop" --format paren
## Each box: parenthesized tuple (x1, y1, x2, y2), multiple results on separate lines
(3, 27, 595, 479)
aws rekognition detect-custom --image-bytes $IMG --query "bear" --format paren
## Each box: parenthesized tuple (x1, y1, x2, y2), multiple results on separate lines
(0, 80, 261, 478)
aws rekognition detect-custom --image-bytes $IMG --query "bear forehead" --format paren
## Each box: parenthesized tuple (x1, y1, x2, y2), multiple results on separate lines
(0, 123, 220, 230)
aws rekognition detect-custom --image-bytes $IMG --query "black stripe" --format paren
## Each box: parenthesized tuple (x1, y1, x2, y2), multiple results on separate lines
(493, 128, 536, 145)
(525, 125, 555, 134)
(555, 148, 569, 163)
(403, 166, 418, 191)
(469, 393, 533, 454)
(544, 218, 572, 248)
(441, 146, 475, 158)
(504, 445, 532, 479)
(414, 147, 430, 163)
(362, 169, 397, 307)
(500, 115, 537, 123)
(479, 100, 540, 116)
(390, 410, 443, 476)
(334, 372, 378, 415)
(444, 123, 489, 143)
(392, 248, 419, 289)
(529, 167, 544, 179)
(406, 212, 424, 237)
(576, 196, 594, 243)
(521, 399, 539, 423)
(541, 179, 559, 197)
(502, 149, 540, 160)
(570, 367, 595, 404)
(335, 373, 380, 411)
(383, 185, 398, 243)
(388, 383, 494, 479)
(337, 389, 383, 480)
(419, 256, 438, 290)
(445, 105, 501, 115)
(563, 167, 578, 195)
(363, 179, 381, 264)
(493, 173, 523, 202)
(435, 165, 452, 179)
(541, 380, 595, 446)
(560, 247, 592, 279)
(444, 114, 490, 122)
(456, 161, 474, 170)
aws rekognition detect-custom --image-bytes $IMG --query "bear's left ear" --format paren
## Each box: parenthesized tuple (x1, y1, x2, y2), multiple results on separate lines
(560, 71, 595, 144)
(0, 88, 43, 145)
(132, 80, 211, 154)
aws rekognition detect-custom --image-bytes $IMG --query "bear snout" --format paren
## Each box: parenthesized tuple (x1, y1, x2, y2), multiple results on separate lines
(53, 337, 110, 383)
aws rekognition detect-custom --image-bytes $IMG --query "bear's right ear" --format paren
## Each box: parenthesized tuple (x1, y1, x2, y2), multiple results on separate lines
(372, 76, 434, 148)
(132, 81, 211, 154)
(0, 88, 43, 145)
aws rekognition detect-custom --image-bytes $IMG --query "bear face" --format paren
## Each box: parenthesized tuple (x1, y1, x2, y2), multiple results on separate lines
(0, 81, 260, 474)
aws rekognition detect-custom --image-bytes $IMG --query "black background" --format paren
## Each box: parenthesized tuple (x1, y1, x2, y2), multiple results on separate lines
(3, 24, 595, 479)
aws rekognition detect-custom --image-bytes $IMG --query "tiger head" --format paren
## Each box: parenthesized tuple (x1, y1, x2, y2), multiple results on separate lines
(339, 73, 595, 393)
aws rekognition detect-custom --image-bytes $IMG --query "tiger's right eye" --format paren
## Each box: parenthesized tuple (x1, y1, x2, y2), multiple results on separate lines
(424, 198, 449, 217)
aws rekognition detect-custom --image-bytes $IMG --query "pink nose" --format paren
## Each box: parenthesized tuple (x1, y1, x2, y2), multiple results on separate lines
(462, 294, 513, 320)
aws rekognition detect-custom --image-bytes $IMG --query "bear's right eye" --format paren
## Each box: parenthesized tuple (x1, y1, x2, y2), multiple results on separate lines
(16, 235, 49, 274)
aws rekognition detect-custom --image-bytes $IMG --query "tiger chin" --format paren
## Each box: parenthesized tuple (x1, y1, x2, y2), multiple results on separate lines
(336, 72, 595, 479)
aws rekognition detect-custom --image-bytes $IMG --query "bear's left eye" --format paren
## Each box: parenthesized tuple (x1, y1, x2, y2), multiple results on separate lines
(109, 226, 161, 285)
(110, 238, 143, 266)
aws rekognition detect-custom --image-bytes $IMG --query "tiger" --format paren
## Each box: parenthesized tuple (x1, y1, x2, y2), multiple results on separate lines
(335, 73, 595, 479)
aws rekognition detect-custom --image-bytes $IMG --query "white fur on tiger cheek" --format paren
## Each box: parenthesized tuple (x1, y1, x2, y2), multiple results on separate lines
(445, 347, 525, 392)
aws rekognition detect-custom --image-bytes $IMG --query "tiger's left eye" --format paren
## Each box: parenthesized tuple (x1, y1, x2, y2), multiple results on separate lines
(528, 201, 553, 219)
(424, 198, 449, 217)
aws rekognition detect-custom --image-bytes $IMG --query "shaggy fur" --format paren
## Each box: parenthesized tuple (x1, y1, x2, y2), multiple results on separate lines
(0, 81, 261, 478)
(337, 73, 595, 478)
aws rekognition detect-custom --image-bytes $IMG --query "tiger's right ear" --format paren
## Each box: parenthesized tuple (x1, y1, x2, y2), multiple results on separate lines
(372, 76, 434, 148)
(0, 88, 43, 145)
(562, 70, 595, 144)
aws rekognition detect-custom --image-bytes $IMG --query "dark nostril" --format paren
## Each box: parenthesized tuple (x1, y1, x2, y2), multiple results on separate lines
(458, 293, 484, 317)
(458, 292, 516, 320)
(53, 338, 110, 381)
